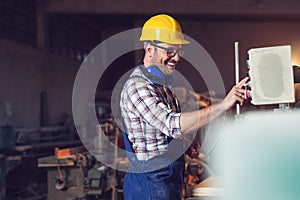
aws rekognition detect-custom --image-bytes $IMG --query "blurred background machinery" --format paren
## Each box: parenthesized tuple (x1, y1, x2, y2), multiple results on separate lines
(38, 146, 114, 200)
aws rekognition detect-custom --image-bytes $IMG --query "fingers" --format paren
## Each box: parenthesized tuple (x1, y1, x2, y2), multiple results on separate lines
(236, 94, 245, 105)
(233, 88, 248, 106)
(236, 77, 249, 88)
(234, 77, 250, 102)
(223, 77, 250, 110)
(234, 90, 246, 105)
(234, 88, 247, 99)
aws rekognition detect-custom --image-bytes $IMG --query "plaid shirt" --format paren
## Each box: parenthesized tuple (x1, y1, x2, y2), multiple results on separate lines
(120, 66, 183, 161)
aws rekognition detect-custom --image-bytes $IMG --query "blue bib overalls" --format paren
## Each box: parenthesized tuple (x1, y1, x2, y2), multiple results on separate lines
(122, 130, 185, 200)
(122, 66, 185, 200)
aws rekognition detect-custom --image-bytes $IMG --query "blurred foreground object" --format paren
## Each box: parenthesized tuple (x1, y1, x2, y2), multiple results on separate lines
(216, 110, 300, 200)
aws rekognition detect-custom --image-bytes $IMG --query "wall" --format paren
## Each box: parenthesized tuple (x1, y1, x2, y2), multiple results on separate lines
(180, 17, 300, 96)
(0, 39, 80, 128)
(1, 15, 300, 127)
(44, 53, 80, 126)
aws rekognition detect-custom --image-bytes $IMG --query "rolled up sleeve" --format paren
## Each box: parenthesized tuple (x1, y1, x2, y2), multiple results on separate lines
(127, 80, 183, 139)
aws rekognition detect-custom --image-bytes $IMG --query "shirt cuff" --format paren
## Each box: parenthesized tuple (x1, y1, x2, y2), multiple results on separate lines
(169, 112, 183, 139)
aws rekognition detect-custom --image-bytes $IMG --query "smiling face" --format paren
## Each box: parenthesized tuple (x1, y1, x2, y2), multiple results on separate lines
(143, 42, 183, 76)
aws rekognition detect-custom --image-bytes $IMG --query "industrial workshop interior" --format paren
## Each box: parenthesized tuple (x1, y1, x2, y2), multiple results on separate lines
(1, 0, 300, 200)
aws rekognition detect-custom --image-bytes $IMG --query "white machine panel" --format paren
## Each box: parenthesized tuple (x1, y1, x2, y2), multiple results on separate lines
(247, 45, 295, 105)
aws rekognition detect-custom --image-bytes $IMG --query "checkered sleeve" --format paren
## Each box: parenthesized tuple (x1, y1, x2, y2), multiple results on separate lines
(127, 80, 183, 139)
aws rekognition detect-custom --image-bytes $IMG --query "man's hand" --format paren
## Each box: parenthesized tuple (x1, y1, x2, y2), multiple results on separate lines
(222, 77, 249, 110)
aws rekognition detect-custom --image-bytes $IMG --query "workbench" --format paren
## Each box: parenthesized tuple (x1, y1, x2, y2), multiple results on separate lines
(191, 176, 223, 200)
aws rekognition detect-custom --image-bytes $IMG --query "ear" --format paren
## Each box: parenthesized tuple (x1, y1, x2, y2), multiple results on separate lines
(145, 43, 154, 57)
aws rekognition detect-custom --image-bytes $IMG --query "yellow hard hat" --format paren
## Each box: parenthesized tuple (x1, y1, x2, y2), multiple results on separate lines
(139, 14, 190, 45)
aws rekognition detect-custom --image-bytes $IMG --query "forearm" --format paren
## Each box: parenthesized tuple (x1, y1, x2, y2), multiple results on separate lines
(180, 77, 249, 134)
(180, 101, 226, 134)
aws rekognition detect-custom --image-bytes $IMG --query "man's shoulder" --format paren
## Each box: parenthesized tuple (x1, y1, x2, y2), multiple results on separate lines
(126, 66, 150, 85)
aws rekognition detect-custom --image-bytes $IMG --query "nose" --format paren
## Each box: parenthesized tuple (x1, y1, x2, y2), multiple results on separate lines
(173, 53, 181, 62)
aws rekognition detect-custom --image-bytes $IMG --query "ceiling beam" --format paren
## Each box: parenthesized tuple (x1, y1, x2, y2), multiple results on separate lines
(39, 0, 300, 16)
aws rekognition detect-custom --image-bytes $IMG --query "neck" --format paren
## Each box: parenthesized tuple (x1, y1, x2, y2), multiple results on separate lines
(139, 65, 173, 85)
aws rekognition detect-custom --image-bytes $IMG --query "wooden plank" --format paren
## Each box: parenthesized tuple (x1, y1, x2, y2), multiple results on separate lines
(38, 163, 74, 167)
(38, 155, 75, 167)
(193, 176, 223, 197)
(15, 140, 82, 152)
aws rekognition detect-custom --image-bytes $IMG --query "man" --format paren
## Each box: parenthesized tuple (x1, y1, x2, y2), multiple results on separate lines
(120, 14, 248, 200)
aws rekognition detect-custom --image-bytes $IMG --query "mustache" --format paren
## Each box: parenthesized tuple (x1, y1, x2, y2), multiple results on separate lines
(164, 58, 177, 65)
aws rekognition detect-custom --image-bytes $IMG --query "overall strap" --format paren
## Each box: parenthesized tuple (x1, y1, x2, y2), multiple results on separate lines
(121, 71, 182, 163)
(121, 117, 139, 164)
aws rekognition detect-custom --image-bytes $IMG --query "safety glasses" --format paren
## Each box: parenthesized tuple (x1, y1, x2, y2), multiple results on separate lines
(150, 42, 184, 57)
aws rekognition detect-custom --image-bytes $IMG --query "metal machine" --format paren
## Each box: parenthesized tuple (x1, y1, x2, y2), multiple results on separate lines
(38, 146, 114, 200)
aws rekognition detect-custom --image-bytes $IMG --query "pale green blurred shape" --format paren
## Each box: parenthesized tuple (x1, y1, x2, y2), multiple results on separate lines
(215, 110, 300, 200)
